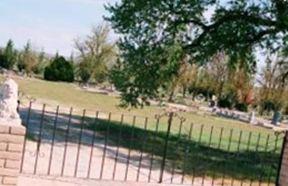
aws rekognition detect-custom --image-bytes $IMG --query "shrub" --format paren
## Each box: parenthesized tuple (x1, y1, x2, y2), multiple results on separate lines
(260, 100, 283, 114)
(218, 93, 249, 112)
(44, 56, 74, 82)
(235, 103, 248, 112)
(0, 54, 9, 69)
(218, 94, 235, 109)
(94, 69, 107, 84)
(78, 61, 92, 83)
(284, 105, 288, 116)
(218, 97, 233, 109)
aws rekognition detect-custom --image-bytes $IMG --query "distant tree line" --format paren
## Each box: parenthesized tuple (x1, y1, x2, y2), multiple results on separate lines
(0, 40, 48, 76)
(140, 49, 287, 115)
(0, 24, 117, 85)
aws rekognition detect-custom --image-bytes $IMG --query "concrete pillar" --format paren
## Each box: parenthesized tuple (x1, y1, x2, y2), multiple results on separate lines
(0, 123, 26, 186)
(278, 132, 288, 186)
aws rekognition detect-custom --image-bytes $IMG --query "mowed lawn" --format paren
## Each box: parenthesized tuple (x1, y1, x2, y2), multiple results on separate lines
(1, 75, 277, 135)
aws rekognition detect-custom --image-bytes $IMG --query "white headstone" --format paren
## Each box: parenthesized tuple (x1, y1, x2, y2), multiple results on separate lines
(0, 78, 21, 125)
(249, 111, 256, 125)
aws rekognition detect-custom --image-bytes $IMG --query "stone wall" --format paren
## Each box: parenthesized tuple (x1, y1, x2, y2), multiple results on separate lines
(279, 132, 288, 186)
(0, 123, 25, 186)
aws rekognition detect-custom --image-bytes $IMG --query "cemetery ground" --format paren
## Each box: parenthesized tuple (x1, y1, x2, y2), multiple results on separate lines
(0, 74, 271, 133)
(1, 75, 284, 185)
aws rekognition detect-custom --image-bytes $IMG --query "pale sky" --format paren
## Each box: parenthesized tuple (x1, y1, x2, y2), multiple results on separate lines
(0, 0, 119, 56)
(0, 0, 266, 70)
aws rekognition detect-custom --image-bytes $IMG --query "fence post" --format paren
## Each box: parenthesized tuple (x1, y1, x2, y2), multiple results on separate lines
(159, 111, 173, 183)
(277, 131, 288, 186)
(0, 123, 26, 186)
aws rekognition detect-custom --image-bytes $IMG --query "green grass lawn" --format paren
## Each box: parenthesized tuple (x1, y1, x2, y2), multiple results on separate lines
(1, 75, 278, 135)
(2, 77, 272, 131)
(0, 75, 278, 136)
(7, 76, 161, 115)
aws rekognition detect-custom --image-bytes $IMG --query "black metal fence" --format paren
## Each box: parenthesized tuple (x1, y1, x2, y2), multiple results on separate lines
(19, 103, 286, 185)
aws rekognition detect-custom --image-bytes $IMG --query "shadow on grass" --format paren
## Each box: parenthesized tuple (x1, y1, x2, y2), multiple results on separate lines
(87, 118, 281, 183)
(19, 106, 283, 183)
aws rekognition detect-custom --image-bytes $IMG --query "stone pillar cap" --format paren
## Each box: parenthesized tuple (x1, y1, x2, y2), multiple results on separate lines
(0, 78, 22, 126)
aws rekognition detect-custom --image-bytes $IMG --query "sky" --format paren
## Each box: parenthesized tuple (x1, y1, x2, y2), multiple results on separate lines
(0, 0, 266, 72)
(0, 0, 119, 56)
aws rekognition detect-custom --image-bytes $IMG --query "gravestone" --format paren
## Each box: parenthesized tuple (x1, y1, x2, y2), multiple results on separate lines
(272, 111, 281, 126)
(249, 111, 256, 125)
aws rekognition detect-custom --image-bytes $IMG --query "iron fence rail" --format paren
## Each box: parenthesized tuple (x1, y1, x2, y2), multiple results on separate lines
(19, 103, 286, 186)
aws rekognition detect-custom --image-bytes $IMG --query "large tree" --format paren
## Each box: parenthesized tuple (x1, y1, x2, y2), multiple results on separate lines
(106, 0, 288, 106)
(75, 24, 117, 84)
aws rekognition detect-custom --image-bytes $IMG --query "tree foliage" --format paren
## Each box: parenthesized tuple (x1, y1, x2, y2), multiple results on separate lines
(106, 0, 288, 106)
(109, 43, 184, 107)
(258, 53, 288, 113)
(75, 24, 117, 84)
(0, 39, 17, 70)
(17, 41, 38, 75)
(34, 50, 49, 75)
(44, 56, 74, 82)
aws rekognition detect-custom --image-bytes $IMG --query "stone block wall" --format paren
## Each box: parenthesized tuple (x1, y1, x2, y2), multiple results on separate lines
(0, 124, 25, 186)
(279, 132, 288, 186)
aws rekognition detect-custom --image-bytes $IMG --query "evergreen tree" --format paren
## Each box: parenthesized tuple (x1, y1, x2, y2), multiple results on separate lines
(44, 56, 74, 82)
(0, 39, 17, 69)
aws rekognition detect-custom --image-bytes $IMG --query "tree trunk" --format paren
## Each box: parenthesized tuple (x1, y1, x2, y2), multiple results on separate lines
(182, 86, 186, 98)
(218, 81, 224, 98)
(192, 91, 196, 101)
(168, 90, 174, 102)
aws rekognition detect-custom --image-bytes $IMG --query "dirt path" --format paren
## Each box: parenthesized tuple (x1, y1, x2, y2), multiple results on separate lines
(19, 105, 206, 185)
